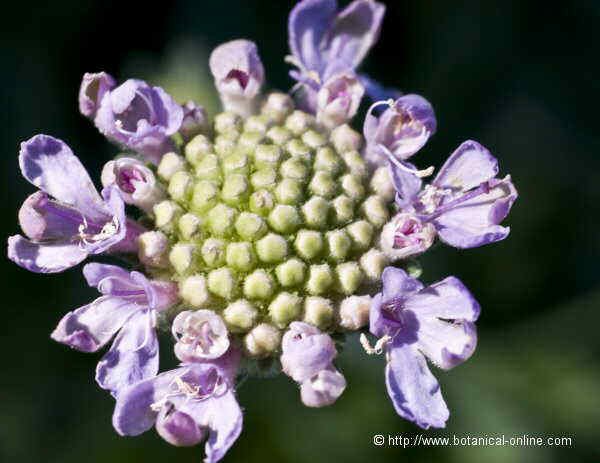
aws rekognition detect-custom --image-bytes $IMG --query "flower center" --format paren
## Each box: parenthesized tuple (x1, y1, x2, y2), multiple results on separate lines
(115, 90, 156, 134)
(77, 215, 120, 247)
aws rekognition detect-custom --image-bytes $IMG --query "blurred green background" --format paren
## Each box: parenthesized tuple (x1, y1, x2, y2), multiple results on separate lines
(1, 0, 599, 461)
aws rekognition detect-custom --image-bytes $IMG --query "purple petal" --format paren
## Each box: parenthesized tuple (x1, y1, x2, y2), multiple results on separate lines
(19, 134, 103, 213)
(83, 263, 133, 290)
(433, 140, 499, 191)
(79, 72, 116, 118)
(404, 276, 480, 322)
(381, 267, 423, 301)
(385, 342, 449, 429)
(113, 367, 186, 436)
(8, 235, 88, 273)
(51, 297, 140, 352)
(359, 73, 401, 103)
(300, 365, 346, 407)
(96, 309, 158, 396)
(18, 191, 82, 241)
(415, 318, 477, 371)
(389, 160, 423, 208)
(325, 0, 385, 69)
(433, 175, 517, 248)
(280, 322, 337, 382)
(288, 0, 337, 73)
(156, 407, 206, 447)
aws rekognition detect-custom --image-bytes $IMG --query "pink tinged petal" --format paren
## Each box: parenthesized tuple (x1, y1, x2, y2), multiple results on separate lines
(403, 276, 480, 322)
(433, 140, 499, 191)
(300, 366, 346, 407)
(316, 71, 365, 129)
(288, 0, 337, 72)
(156, 407, 206, 447)
(172, 310, 230, 362)
(280, 322, 337, 382)
(79, 72, 116, 118)
(19, 134, 103, 215)
(326, 0, 385, 69)
(385, 343, 449, 429)
(50, 297, 140, 352)
(433, 175, 517, 248)
(8, 235, 88, 273)
(112, 367, 186, 436)
(96, 309, 158, 396)
(415, 318, 477, 371)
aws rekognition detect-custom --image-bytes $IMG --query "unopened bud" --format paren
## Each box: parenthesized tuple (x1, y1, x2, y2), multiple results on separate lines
(294, 230, 324, 261)
(303, 297, 334, 329)
(331, 124, 363, 154)
(306, 264, 334, 296)
(208, 267, 238, 300)
(244, 323, 281, 357)
(157, 152, 185, 181)
(224, 299, 258, 333)
(275, 258, 306, 287)
(269, 292, 303, 328)
(243, 269, 276, 300)
(179, 275, 210, 308)
(138, 231, 169, 268)
(335, 262, 364, 295)
(338, 295, 371, 330)
(256, 233, 288, 263)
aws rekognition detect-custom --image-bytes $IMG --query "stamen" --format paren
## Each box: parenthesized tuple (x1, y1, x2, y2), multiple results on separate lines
(78, 215, 120, 248)
(381, 145, 434, 178)
(360, 333, 392, 355)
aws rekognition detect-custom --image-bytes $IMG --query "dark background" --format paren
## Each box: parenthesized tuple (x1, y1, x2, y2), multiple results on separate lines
(2, 1, 599, 462)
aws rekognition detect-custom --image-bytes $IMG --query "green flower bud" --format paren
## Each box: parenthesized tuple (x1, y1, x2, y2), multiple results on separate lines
(190, 180, 219, 213)
(275, 258, 306, 287)
(341, 150, 368, 179)
(346, 220, 374, 251)
(138, 230, 169, 268)
(326, 229, 352, 262)
(154, 200, 182, 233)
(340, 173, 365, 200)
(178, 213, 203, 240)
(179, 275, 210, 308)
(235, 212, 267, 241)
(244, 323, 281, 357)
(303, 296, 334, 329)
(168, 171, 194, 203)
(207, 203, 237, 237)
(221, 174, 250, 205)
(285, 110, 315, 135)
(274, 178, 303, 205)
(214, 111, 242, 133)
(370, 166, 395, 201)
(169, 243, 197, 275)
(226, 241, 257, 272)
(238, 131, 264, 151)
(306, 264, 334, 295)
(330, 124, 362, 153)
(301, 196, 330, 229)
(249, 190, 276, 216)
(266, 126, 293, 146)
(268, 292, 302, 328)
(157, 152, 185, 181)
(256, 233, 288, 263)
(338, 295, 371, 330)
(201, 238, 226, 268)
(261, 92, 294, 124)
(250, 167, 277, 190)
(302, 129, 327, 149)
(254, 144, 282, 169)
(244, 114, 272, 134)
(268, 205, 301, 233)
(361, 195, 390, 228)
(359, 248, 389, 280)
(309, 170, 337, 199)
(280, 158, 309, 183)
(222, 152, 250, 176)
(214, 133, 238, 158)
(194, 153, 222, 183)
(184, 134, 213, 166)
(243, 269, 277, 300)
(314, 146, 343, 175)
(294, 230, 324, 261)
(335, 262, 364, 295)
(208, 267, 238, 300)
(332, 194, 355, 225)
(224, 299, 259, 333)
(286, 138, 312, 162)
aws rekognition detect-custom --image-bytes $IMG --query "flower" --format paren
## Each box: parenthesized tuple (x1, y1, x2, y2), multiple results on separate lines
(79, 72, 116, 118)
(94, 78, 184, 164)
(209, 40, 265, 117)
(180, 101, 210, 141)
(8, 135, 145, 273)
(113, 361, 242, 462)
(364, 95, 437, 165)
(101, 157, 166, 214)
(316, 70, 365, 129)
(51, 263, 178, 396)
(172, 310, 230, 362)
(287, 0, 386, 111)
(369, 267, 480, 429)
(380, 140, 518, 259)
(280, 321, 346, 407)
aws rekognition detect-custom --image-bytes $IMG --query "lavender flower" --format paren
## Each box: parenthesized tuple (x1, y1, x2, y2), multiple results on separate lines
(380, 140, 518, 259)
(94, 78, 184, 164)
(209, 40, 265, 117)
(101, 157, 166, 214)
(364, 95, 437, 165)
(51, 263, 178, 396)
(281, 322, 346, 407)
(180, 101, 210, 141)
(316, 70, 365, 129)
(79, 72, 116, 118)
(8, 135, 145, 273)
(172, 310, 230, 362)
(287, 0, 386, 111)
(113, 361, 242, 462)
(368, 267, 479, 429)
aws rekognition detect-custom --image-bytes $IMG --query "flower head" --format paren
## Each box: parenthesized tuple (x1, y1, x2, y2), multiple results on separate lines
(369, 267, 480, 428)
(94, 78, 183, 164)
(51, 263, 178, 396)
